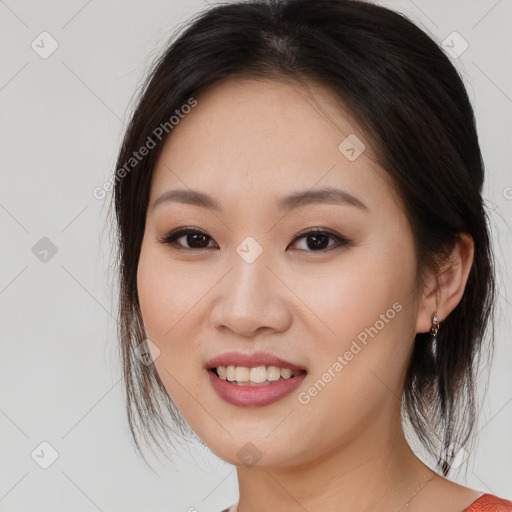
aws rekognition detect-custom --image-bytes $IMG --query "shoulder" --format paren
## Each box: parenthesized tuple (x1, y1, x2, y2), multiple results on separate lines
(406, 475, 508, 512)
(463, 494, 512, 512)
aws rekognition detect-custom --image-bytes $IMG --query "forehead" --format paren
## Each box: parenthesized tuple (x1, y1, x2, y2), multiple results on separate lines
(150, 77, 395, 211)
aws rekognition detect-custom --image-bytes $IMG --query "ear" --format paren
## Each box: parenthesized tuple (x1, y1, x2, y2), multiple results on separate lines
(415, 233, 474, 333)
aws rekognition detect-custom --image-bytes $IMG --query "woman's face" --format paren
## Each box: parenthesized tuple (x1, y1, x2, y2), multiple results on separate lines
(137, 77, 428, 468)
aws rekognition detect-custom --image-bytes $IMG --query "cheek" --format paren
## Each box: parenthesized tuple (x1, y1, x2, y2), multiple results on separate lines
(136, 241, 214, 368)
(295, 283, 414, 455)
(136, 252, 167, 340)
(136, 248, 204, 410)
(136, 243, 203, 339)
(297, 247, 417, 399)
(295, 255, 411, 346)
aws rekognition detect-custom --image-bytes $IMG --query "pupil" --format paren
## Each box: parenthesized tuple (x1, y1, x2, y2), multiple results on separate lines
(307, 234, 328, 250)
(188, 233, 208, 248)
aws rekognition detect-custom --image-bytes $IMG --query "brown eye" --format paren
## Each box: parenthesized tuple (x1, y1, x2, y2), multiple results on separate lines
(159, 227, 351, 253)
(289, 229, 351, 252)
(159, 228, 217, 250)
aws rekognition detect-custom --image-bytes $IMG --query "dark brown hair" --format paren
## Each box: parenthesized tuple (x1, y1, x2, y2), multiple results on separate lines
(112, 0, 496, 475)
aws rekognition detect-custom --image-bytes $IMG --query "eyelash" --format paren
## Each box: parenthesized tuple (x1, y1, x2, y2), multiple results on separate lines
(158, 227, 351, 253)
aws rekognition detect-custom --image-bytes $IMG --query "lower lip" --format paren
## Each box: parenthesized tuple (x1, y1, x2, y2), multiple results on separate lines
(208, 369, 307, 407)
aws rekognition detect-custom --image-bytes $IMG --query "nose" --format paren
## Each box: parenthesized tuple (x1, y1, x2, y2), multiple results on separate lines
(210, 250, 292, 339)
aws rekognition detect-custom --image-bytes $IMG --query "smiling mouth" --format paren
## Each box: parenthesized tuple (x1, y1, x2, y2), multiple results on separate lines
(210, 365, 307, 386)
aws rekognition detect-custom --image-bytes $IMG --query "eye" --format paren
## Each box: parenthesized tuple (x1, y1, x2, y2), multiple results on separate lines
(158, 227, 351, 252)
(288, 228, 351, 252)
(158, 228, 217, 250)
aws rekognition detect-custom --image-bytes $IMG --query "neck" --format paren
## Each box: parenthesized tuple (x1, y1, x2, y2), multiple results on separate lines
(235, 419, 436, 512)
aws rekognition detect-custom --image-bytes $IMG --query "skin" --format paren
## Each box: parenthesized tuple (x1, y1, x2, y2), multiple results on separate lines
(137, 77, 480, 512)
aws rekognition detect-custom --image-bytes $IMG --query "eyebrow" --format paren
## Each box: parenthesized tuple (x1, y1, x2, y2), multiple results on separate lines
(152, 186, 368, 212)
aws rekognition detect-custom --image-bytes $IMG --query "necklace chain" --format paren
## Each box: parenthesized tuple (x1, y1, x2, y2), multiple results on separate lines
(400, 473, 437, 511)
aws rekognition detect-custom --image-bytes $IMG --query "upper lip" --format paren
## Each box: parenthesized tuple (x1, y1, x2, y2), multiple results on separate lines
(206, 351, 306, 372)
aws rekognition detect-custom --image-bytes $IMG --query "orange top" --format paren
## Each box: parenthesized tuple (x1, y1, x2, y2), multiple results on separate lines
(463, 494, 512, 512)
(221, 494, 512, 512)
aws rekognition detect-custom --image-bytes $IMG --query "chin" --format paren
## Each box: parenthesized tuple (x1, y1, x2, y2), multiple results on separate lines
(193, 428, 311, 469)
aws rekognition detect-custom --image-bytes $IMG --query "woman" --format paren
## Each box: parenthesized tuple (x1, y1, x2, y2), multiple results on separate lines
(112, 0, 511, 510)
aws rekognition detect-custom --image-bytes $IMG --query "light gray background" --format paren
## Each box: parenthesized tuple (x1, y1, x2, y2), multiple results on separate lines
(0, 0, 511, 510)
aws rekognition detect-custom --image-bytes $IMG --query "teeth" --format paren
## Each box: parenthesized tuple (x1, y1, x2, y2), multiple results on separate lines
(226, 365, 236, 382)
(235, 366, 250, 382)
(249, 366, 267, 384)
(267, 366, 281, 381)
(214, 365, 302, 384)
(280, 368, 292, 379)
